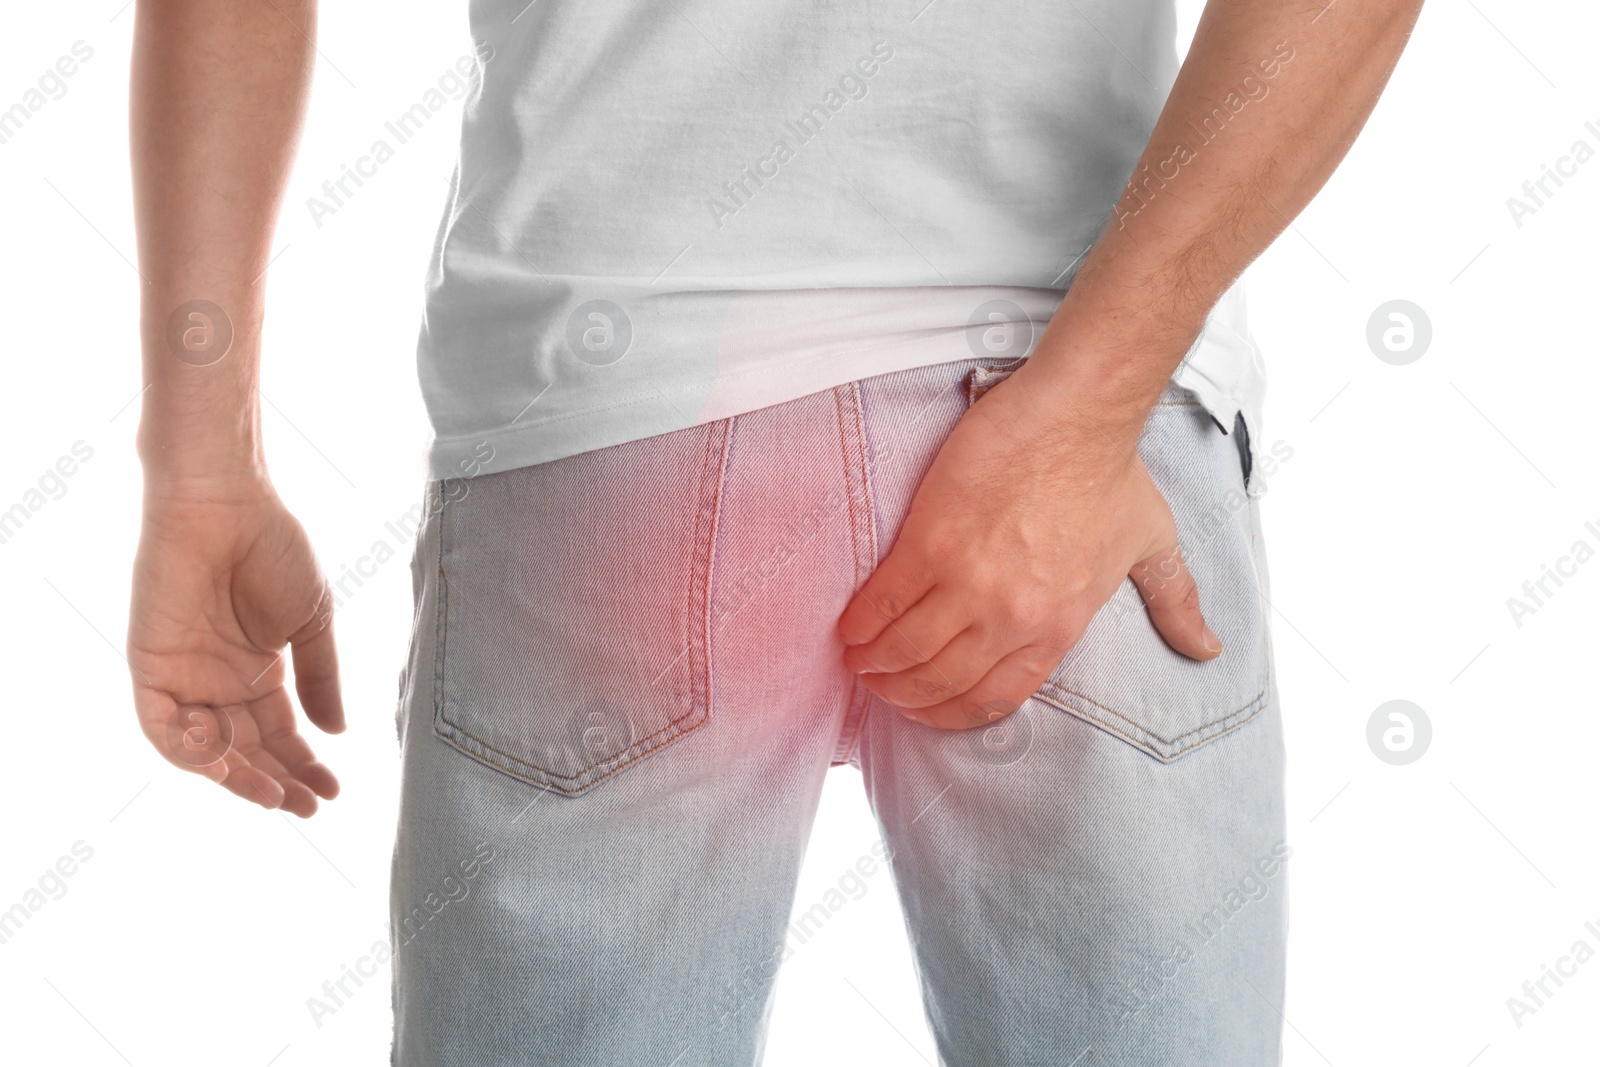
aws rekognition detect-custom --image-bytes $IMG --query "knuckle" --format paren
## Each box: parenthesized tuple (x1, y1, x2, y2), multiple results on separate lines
(912, 673, 958, 702)
(1176, 577, 1202, 613)
(997, 592, 1047, 632)
(919, 529, 963, 564)
(882, 642, 923, 671)
(870, 591, 907, 621)
(958, 697, 1016, 729)
(1026, 637, 1071, 678)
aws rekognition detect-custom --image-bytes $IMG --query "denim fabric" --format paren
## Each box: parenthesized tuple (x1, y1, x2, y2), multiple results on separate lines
(390, 357, 1288, 1066)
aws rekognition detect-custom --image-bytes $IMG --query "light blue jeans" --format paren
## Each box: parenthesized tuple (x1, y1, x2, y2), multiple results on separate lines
(391, 356, 1288, 1066)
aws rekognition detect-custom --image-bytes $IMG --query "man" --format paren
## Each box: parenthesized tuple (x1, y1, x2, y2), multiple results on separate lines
(127, 0, 1420, 1063)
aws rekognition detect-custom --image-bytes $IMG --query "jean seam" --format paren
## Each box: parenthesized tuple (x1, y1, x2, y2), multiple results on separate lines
(833, 381, 877, 765)
(430, 480, 448, 753)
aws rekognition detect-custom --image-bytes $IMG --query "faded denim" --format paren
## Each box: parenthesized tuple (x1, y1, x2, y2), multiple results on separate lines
(391, 356, 1288, 1066)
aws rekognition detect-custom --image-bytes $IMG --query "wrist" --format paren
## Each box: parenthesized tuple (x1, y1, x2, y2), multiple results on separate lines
(1015, 339, 1182, 449)
(137, 407, 269, 503)
(139, 447, 270, 495)
(1020, 265, 1213, 444)
(137, 291, 268, 498)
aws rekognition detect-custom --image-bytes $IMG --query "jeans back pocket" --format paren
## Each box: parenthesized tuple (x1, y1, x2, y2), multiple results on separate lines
(964, 364, 1271, 763)
(431, 421, 731, 795)
(1036, 396, 1270, 761)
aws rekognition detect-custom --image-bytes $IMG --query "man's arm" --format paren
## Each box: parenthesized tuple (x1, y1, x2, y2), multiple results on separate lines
(839, 0, 1424, 727)
(128, 0, 342, 814)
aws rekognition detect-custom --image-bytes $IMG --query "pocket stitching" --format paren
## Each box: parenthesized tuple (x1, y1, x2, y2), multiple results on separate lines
(1033, 667, 1270, 763)
(430, 420, 732, 795)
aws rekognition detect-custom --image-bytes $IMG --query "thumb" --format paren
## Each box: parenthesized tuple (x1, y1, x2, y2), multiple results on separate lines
(1128, 504, 1221, 662)
(289, 586, 346, 733)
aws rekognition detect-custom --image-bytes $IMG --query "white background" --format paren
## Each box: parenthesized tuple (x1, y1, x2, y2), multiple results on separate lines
(1, 1, 1596, 1064)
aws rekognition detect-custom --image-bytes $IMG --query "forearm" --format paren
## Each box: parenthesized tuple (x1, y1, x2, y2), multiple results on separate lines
(1025, 0, 1424, 438)
(131, 0, 316, 493)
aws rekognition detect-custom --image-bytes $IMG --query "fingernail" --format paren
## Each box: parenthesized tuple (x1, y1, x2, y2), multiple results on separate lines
(1203, 626, 1223, 655)
(843, 651, 874, 674)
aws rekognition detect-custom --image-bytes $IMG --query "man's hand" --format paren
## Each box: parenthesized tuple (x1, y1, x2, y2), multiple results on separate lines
(838, 361, 1217, 730)
(129, 481, 343, 816)
(129, 3, 327, 807)
(838, 0, 1423, 728)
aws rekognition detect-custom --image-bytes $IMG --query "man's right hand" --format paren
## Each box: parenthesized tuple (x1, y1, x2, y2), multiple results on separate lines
(128, 482, 344, 817)
(129, 0, 331, 815)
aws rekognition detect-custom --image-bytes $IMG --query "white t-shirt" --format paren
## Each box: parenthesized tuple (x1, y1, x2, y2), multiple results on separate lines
(418, 0, 1266, 481)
